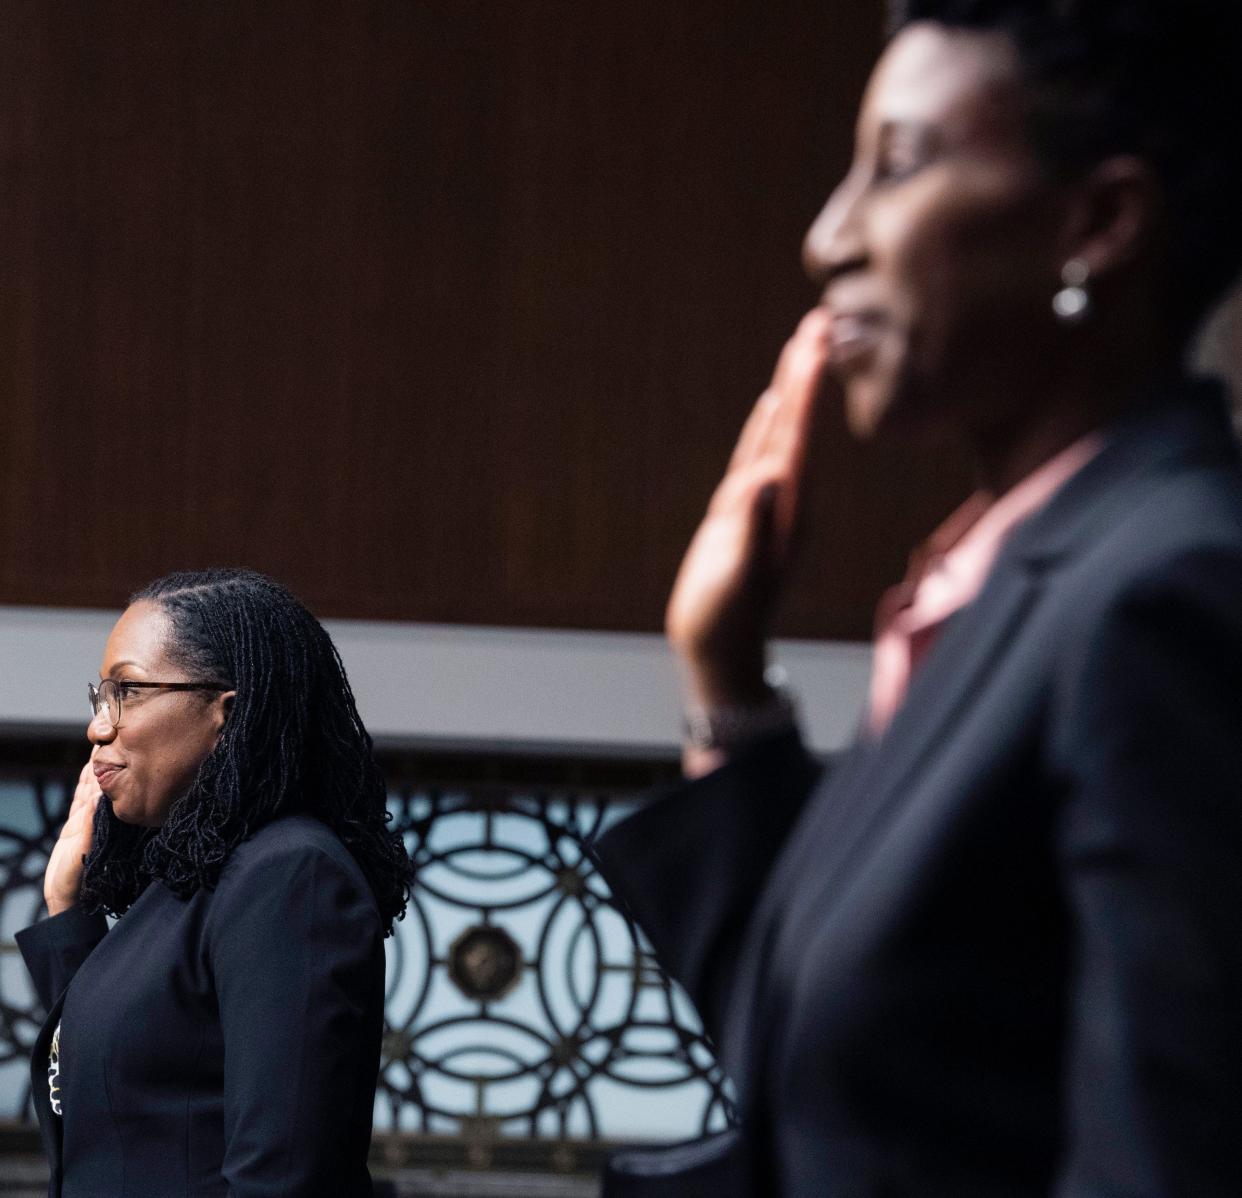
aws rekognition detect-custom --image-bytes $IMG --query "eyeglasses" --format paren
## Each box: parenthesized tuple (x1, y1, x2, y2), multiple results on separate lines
(88, 679, 229, 730)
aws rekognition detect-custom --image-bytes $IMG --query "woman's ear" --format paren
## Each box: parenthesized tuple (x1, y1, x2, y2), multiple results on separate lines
(212, 691, 236, 741)
(1058, 154, 1163, 280)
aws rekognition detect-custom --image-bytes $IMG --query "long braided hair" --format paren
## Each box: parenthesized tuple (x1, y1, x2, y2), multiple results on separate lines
(79, 569, 413, 934)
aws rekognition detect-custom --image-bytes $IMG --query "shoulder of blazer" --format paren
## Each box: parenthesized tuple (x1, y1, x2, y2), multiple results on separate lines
(1000, 377, 1242, 575)
(214, 813, 377, 914)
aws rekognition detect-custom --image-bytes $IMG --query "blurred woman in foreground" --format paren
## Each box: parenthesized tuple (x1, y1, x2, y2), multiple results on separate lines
(598, 1, 1242, 1194)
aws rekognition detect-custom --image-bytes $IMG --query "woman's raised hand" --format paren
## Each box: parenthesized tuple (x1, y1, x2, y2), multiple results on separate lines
(666, 308, 833, 713)
(44, 758, 103, 917)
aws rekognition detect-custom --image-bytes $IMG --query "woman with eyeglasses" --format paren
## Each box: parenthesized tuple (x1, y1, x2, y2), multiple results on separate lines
(16, 569, 412, 1198)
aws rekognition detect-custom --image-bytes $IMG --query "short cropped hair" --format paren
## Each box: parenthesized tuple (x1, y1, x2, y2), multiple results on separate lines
(889, 0, 1242, 335)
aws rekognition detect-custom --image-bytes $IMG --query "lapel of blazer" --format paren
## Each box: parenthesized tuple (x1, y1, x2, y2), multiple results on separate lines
(804, 377, 1241, 908)
(781, 554, 1044, 937)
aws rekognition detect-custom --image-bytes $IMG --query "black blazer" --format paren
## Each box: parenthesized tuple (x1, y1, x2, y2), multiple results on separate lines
(17, 813, 385, 1198)
(597, 381, 1242, 1196)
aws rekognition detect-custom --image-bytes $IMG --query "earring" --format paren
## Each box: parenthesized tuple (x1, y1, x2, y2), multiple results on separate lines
(1052, 259, 1092, 323)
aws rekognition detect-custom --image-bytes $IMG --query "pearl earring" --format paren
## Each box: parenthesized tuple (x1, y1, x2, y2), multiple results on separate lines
(1052, 259, 1091, 323)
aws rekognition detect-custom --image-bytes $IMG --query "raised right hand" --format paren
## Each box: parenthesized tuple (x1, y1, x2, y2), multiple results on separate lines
(666, 308, 833, 711)
(44, 758, 103, 917)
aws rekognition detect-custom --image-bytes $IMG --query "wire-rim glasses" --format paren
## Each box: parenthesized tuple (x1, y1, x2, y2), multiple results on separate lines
(87, 679, 229, 729)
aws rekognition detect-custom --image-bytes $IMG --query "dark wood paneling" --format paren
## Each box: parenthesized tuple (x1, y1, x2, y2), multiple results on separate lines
(0, 0, 969, 639)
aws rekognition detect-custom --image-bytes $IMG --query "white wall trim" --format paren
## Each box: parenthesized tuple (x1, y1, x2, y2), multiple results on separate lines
(0, 606, 871, 755)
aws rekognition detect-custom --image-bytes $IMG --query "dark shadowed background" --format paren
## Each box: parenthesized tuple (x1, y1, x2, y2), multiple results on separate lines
(0, 0, 983, 640)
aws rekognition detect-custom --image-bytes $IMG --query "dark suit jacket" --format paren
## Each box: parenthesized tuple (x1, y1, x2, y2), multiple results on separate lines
(17, 813, 385, 1198)
(597, 381, 1242, 1196)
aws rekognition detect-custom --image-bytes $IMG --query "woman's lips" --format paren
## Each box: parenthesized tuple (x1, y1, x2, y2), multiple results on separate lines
(828, 311, 885, 364)
(93, 763, 123, 789)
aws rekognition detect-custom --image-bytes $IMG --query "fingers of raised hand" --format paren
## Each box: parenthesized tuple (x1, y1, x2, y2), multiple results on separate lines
(769, 308, 831, 404)
(71, 779, 101, 815)
(669, 310, 829, 685)
(730, 310, 830, 474)
(766, 317, 830, 452)
(728, 389, 782, 471)
(59, 804, 93, 846)
(66, 762, 102, 827)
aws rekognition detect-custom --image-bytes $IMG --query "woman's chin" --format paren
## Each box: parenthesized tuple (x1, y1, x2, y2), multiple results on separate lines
(109, 797, 159, 828)
(843, 369, 960, 447)
(842, 375, 900, 441)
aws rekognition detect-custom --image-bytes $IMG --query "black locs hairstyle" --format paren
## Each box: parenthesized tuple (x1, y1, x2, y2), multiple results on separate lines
(889, 0, 1242, 337)
(79, 569, 414, 935)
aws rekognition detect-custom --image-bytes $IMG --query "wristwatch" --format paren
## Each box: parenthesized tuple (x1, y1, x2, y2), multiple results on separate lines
(682, 665, 797, 753)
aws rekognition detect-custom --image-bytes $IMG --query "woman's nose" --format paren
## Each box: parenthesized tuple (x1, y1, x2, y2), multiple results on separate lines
(802, 174, 866, 285)
(87, 710, 116, 745)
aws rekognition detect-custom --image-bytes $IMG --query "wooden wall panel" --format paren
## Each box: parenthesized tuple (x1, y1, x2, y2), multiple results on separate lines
(0, 1, 970, 640)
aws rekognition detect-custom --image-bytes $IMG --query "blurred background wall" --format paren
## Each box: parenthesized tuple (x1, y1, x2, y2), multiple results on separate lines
(0, 0, 974, 643)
